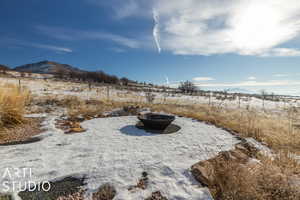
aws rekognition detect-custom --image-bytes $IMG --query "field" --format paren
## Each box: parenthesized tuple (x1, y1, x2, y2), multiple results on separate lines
(0, 76, 299, 200)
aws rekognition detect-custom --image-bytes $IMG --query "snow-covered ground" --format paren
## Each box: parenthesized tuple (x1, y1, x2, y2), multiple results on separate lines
(0, 114, 239, 199)
(1, 77, 299, 111)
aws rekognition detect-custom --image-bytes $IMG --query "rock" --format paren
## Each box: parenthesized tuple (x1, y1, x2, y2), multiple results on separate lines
(191, 143, 251, 187)
(145, 191, 168, 200)
(191, 160, 215, 187)
(227, 149, 249, 163)
(18, 177, 85, 200)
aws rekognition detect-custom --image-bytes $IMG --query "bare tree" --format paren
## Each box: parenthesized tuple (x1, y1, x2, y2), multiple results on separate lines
(178, 81, 198, 94)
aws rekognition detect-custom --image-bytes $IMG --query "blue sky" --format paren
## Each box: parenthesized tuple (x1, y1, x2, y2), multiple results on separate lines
(2, 0, 300, 95)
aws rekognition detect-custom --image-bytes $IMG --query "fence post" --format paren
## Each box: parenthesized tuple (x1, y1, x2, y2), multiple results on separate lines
(106, 85, 110, 101)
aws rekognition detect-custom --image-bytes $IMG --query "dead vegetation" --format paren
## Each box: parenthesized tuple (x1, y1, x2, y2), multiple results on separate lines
(210, 154, 299, 200)
(0, 118, 43, 145)
(192, 140, 300, 200)
(0, 83, 31, 129)
(0, 84, 41, 144)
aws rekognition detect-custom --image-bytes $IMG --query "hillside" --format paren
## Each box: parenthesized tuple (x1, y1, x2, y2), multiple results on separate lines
(13, 60, 135, 85)
(14, 60, 83, 74)
(0, 64, 10, 71)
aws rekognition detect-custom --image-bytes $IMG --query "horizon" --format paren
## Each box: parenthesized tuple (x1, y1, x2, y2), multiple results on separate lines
(2, 0, 300, 95)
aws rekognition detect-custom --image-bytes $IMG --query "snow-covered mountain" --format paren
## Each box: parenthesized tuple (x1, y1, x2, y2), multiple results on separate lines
(14, 60, 83, 74)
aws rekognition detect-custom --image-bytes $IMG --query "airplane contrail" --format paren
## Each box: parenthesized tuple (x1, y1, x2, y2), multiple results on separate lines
(153, 8, 161, 53)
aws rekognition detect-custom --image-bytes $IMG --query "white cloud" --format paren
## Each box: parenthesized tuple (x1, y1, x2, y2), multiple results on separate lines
(153, 0, 300, 56)
(193, 77, 215, 81)
(261, 48, 300, 57)
(108, 0, 297, 56)
(194, 80, 300, 87)
(0, 37, 73, 53)
(36, 25, 140, 49)
(247, 76, 256, 80)
(87, 0, 152, 19)
(114, 0, 139, 19)
(30, 43, 72, 53)
(273, 73, 289, 77)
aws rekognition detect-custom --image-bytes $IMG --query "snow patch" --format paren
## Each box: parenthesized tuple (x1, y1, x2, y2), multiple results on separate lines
(0, 116, 239, 199)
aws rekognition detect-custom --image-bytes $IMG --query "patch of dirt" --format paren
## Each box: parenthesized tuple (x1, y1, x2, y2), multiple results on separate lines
(0, 118, 44, 145)
(92, 184, 116, 200)
(18, 176, 86, 200)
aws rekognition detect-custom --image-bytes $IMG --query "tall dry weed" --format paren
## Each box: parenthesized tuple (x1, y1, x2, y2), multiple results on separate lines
(0, 84, 30, 129)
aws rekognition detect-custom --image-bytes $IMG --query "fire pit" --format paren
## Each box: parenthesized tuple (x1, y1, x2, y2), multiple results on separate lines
(138, 113, 175, 130)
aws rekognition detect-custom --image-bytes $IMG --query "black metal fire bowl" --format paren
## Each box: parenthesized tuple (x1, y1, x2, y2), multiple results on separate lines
(138, 113, 175, 130)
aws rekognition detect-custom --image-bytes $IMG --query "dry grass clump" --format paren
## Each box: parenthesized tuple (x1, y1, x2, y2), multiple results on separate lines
(0, 118, 43, 144)
(210, 154, 300, 200)
(67, 100, 122, 121)
(0, 83, 31, 129)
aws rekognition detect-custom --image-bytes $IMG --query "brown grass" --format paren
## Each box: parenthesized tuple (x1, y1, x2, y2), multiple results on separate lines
(0, 83, 31, 129)
(67, 99, 127, 121)
(0, 118, 43, 144)
(210, 154, 300, 200)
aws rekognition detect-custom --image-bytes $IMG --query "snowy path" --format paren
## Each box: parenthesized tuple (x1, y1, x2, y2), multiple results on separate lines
(0, 116, 240, 200)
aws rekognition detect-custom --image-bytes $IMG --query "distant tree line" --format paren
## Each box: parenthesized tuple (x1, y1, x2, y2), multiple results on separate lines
(54, 69, 134, 85)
